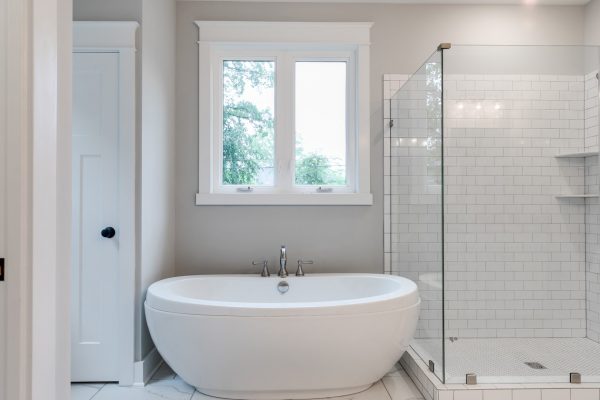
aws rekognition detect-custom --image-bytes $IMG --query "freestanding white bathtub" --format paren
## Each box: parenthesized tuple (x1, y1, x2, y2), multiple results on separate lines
(145, 274, 420, 399)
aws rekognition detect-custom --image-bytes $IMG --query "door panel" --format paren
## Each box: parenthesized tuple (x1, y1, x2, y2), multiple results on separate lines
(71, 52, 120, 382)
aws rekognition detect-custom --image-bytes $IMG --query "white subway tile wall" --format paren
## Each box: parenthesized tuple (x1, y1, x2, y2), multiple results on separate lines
(443, 73, 587, 339)
(384, 71, 599, 341)
(585, 72, 599, 151)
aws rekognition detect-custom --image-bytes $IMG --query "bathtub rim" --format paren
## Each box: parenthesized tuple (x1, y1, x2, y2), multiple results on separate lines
(145, 273, 420, 317)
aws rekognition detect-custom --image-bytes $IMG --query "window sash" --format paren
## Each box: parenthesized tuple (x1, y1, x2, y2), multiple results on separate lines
(211, 48, 357, 194)
(293, 54, 356, 192)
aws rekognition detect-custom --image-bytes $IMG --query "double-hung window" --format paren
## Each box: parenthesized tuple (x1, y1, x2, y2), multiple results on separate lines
(196, 21, 373, 205)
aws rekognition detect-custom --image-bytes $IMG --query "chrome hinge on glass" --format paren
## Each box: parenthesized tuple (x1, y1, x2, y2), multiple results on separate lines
(466, 373, 477, 385)
(236, 186, 254, 193)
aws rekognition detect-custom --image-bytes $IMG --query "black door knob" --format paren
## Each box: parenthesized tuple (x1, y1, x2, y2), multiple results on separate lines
(101, 227, 116, 238)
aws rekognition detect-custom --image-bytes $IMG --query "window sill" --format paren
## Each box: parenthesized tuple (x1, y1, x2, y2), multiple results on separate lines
(195, 193, 373, 206)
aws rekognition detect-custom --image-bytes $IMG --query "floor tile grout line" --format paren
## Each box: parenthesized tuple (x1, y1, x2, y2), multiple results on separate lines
(87, 384, 104, 400)
(381, 378, 395, 400)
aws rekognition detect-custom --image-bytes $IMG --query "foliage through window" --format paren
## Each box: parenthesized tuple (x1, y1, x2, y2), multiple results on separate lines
(222, 61, 275, 185)
(195, 21, 373, 204)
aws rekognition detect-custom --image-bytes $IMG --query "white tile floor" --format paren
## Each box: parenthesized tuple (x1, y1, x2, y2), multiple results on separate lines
(71, 362, 424, 400)
(412, 338, 600, 384)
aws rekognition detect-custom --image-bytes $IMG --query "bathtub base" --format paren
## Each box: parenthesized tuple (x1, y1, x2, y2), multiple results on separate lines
(196, 382, 374, 400)
(145, 274, 421, 400)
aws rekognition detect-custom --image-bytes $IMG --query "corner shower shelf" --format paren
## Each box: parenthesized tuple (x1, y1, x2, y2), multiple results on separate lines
(554, 151, 599, 199)
(555, 194, 600, 198)
(555, 151, 599, 158)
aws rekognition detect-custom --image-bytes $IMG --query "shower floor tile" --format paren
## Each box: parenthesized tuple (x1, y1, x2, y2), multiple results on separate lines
(413, 337, 600, 384)
(71, 362, 421, 400)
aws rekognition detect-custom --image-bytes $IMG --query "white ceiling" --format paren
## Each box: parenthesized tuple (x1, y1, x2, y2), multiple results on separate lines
(180, 0, 590, 5)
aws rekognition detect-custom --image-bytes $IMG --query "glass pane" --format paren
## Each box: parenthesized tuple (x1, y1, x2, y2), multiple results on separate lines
(441, 44, 600, 384)
(295, 61, 347, 186)
(222, 60, 275, 186)
(389, 50, 444, 382)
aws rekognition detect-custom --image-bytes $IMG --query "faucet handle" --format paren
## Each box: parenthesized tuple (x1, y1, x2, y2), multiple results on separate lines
(295, 260, 313, 276)
(252, 260, 270, 277)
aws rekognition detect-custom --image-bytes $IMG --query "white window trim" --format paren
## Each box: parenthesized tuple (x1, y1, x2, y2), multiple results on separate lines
(195, 21, 373, 206)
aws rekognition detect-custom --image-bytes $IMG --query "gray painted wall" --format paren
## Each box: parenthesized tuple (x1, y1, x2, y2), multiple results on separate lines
(138, 0, 176, 361)
(175, 2, 585, 276)
(73, 0, 141, 20)
(585, 0, 600, 45)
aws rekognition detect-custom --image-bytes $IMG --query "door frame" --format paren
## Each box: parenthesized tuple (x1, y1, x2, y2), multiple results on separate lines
(73, 21, 138, 386)
(3, 2, 138, 397)
(4, 0, 71, 398)
(4, 0, 73, 398)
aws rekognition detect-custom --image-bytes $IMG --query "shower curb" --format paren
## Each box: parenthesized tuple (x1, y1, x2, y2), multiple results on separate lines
(400, 347, 600, 400)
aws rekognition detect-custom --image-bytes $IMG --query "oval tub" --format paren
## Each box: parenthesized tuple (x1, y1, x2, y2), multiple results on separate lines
(145, 274, 420, 400)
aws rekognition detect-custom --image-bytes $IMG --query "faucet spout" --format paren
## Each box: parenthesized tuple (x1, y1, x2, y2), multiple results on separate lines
(279, 245, 288, 278)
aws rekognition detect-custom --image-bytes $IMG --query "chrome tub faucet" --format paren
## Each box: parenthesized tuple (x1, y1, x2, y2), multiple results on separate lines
(279, 245, 288, 278)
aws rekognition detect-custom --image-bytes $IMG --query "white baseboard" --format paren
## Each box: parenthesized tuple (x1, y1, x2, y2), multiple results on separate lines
(133, 347, 163, 386)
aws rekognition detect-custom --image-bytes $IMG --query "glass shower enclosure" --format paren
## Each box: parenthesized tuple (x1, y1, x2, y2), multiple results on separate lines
(386, 44, 600, 384)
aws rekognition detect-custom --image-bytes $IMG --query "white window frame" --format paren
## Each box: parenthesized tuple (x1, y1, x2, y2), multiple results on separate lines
(195, 21, 373, 205)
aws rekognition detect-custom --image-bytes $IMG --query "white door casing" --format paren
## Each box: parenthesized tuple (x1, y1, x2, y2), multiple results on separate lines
(73, 21, 138, 385)
(3, 0, 72, 398)
(71, 52, 120, 381)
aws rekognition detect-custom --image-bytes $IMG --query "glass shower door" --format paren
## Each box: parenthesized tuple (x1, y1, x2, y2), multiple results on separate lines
(389, 49, 445, 382)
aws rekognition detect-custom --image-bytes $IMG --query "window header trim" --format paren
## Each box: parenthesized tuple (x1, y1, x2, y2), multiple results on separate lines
(195, 21, 373, 45)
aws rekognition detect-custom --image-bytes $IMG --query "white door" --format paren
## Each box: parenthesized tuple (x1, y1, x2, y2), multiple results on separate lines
(71, 52, 120, 382)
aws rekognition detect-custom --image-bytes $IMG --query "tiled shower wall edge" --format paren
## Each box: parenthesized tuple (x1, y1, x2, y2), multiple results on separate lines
(384, 74, 409, 275)
(400, 348, 600, 400)
(585, 70, 600, 344)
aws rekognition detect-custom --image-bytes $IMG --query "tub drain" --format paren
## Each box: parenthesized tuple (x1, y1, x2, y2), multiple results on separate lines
(524, 362, 547, 370)
(277, 281, 289, 294)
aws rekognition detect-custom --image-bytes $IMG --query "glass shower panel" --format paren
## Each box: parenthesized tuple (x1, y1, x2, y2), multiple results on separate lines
(442, 45, 600, 384)
(389, 50, 444, 381)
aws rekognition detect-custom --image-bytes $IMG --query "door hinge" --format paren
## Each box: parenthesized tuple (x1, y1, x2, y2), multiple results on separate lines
(0, 258, 4, 281)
